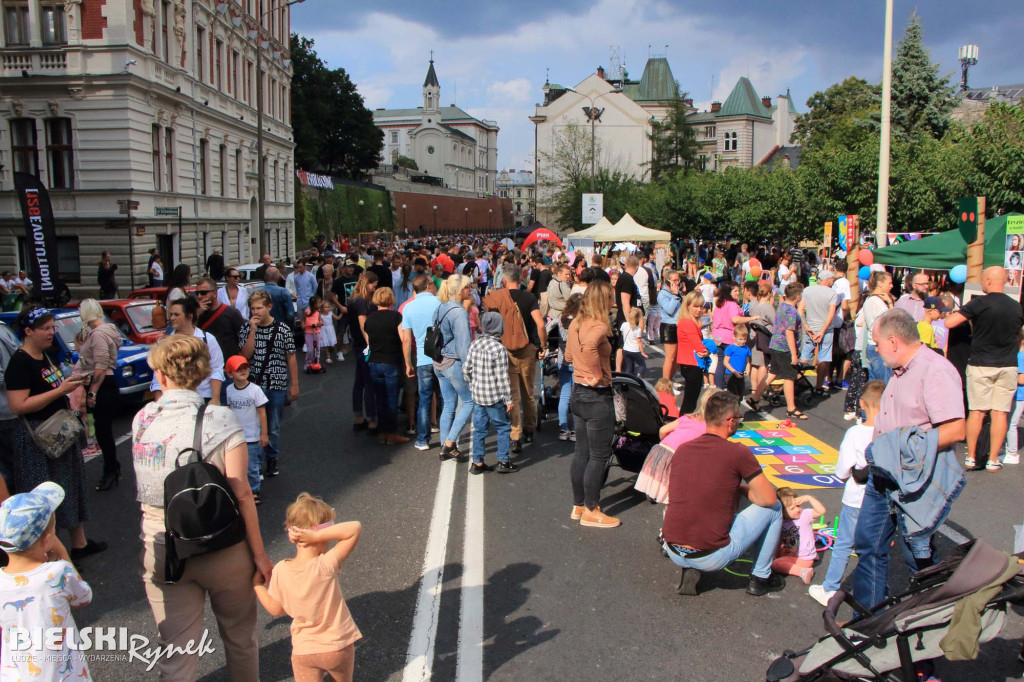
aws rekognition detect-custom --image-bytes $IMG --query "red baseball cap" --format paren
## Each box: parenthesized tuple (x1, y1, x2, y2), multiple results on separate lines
(225, 355, 249, 374)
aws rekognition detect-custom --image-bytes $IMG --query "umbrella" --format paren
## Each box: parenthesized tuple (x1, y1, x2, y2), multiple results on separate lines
(499, 237, 515, 249)
(522, 228, 563, 249)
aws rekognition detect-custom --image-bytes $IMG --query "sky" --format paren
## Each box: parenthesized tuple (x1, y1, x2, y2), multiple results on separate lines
(290, 0, 1022, 172)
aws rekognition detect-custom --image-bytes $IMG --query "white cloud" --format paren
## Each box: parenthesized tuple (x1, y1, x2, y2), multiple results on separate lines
(486, 79, 533, 107)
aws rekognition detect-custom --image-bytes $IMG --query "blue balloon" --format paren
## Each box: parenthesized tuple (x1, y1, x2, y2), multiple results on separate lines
(858, 266, 870, 280)
(949, 264, 968, 284)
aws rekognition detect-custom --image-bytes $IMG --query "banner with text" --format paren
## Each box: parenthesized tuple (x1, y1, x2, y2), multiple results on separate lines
(13, 173, 59, 305)
(581, 193, 603, 224)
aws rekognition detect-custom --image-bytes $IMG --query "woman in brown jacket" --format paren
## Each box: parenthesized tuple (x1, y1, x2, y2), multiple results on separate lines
(564, 280, 620, 529)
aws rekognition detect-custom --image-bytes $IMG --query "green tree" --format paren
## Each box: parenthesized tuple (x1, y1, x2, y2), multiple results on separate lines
(647, 89, 700, 180)
(969, 102, 1024, 214)
(889, 13, 959, 140)
(791, 77, 880, 150)
(290, 35, 383, 178)
(396, 155, 419, 171)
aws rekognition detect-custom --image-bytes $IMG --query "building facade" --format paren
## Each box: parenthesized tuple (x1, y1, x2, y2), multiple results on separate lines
(0, 0, 295, 294)
(495, 169, 534, 226)
(372, 60, 499, 195)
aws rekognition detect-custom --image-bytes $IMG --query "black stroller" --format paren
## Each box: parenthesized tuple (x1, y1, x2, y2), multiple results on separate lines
(749, 321, 819, 409)
(766, 539, 1024, 681)
(609, 372, 671, 474)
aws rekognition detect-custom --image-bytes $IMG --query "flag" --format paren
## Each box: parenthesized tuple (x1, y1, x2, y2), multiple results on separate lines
(13, 173, 60, 306)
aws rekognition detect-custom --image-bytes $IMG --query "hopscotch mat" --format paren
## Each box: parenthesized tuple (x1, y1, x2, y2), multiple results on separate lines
(729, 420, 842, 490)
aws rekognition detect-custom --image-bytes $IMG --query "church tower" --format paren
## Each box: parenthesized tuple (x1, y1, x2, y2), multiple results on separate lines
(423, 57, 440, 120)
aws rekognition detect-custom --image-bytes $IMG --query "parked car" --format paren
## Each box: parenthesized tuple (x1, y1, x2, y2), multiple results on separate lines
(235, 263, 294, 282)
(99, 299, 164, 345)
(127, 285, 198, 301)
(0, 309, 153, 400)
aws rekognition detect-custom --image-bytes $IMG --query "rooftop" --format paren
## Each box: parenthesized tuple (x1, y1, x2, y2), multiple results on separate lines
(964, 83, 1024, 103)
(719, 77, 771, 119)
(373, 105, 499, 130)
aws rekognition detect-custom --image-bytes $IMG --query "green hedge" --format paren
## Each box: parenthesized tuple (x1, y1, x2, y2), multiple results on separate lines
(295, 181, 395, 245)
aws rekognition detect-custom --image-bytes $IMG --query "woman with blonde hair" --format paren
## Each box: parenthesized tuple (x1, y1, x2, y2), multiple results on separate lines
(433, 274, 475, 461)
(76, 298, 124, 490)
(133, 334, 271, 680)
(565, 279, 620, 529)
(675, 290, 711, 414)
(346, 271, 378, 431)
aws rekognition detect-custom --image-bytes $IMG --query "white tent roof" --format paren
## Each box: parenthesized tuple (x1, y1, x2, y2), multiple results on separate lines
(566, 216, 615, 238)
(602, 213, 671, 242)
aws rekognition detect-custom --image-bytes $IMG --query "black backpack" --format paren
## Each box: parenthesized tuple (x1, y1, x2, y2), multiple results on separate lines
(423, 306, 455, 362)
(162, 404, 246, 583)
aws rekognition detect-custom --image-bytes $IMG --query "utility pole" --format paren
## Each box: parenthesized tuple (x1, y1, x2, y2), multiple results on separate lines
(875, 0, 893, 247)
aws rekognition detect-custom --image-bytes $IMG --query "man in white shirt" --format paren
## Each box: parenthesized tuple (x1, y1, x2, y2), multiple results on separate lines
(830, 260, 853, 387)
(633, 253, 651, 312)
(13, 270, 32, 294)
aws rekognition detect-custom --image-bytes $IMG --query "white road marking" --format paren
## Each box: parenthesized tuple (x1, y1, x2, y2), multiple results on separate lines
(936, 523, 972, 545)
(403, 459, 458, 682)
(115, 432, 131, 446)
(457, 462, 485, 682)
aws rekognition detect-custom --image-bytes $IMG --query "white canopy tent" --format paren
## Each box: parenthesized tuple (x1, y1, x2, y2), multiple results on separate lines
(582, 213, 671, 241)
(566, 216, 615, 239)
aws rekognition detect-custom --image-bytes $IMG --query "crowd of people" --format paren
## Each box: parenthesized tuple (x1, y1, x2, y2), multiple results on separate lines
(0, 229, 1022, 679)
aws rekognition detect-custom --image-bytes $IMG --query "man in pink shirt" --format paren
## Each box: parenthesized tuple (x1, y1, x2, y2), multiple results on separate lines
(852, 308, 966, 611)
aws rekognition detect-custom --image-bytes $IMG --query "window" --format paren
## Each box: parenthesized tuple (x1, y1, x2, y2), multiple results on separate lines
(164, 128, 174, 191)
(56, 236, 80, 283)
(40, 1, 67, 45)
(161, 0, 171, 61)
(196, 27, 205, 81)
(214, 40, 223, 89)
(516, 189, 521, 198)
(245, 60, 253, 104)
(219, 144, 227, 197)
(199, 139, 208, 194)
(45, 118, 73, 189)
(231, 51, 239, 98)
(235, 148, 242, 197)
(4, 1, 29, 45)
(272, 160, 279, 201)
(10, 118, 38, 177)
(270, 78, 277, 118)
(152, 125, 161, 189)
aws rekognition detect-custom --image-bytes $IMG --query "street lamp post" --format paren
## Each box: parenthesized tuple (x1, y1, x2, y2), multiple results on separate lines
(488, 208, 493, 234)
(567, 86, 621, 191)
(433, 205, 438, 234)
(464, 207, 469, 232)
(377, 203, 383, 232)
(401, 203, 407, 231)
(254, 0, 305, 259)
(875, 0, 893, 247)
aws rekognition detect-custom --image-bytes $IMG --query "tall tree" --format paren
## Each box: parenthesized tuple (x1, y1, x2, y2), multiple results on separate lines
(791, 77, 880, 151)
(647, 89, 700, 181)
(889, 13, 959, 140)
(969, 103, 1024, 214)
(290, 35, 383, 178)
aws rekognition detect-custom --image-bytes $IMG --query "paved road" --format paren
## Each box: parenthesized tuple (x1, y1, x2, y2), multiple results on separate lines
(77, 347, 1024, 681)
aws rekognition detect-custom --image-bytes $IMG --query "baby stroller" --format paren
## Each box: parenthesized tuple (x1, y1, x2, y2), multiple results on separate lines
(535, 354, 560, 429)
(766, 539, 1024, 682)
(610, 372, 671, 474)
(749, 321, 819, 409)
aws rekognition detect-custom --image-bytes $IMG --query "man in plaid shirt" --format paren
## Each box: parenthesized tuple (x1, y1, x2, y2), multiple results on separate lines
(463, 312, 519, 473)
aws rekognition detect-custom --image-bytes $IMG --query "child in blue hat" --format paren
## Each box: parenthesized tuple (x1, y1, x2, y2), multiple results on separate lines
(0, 483, 93, 679)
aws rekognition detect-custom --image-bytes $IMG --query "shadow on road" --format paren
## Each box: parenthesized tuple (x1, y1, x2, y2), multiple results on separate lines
(484, 562, 560, 678)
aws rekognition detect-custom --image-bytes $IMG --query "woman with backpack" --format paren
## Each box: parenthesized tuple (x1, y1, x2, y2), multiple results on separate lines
(433, 275, 475, 461)
(133, 334, 271, 680)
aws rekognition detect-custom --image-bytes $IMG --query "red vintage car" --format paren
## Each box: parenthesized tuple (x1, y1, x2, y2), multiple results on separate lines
(127, 285, 198, 301)
(99, 299, 164, 345)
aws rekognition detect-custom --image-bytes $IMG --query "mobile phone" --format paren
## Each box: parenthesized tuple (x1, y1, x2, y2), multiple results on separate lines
(77, 371, 94, 383)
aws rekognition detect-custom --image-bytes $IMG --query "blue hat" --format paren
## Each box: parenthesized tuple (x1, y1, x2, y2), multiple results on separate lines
(0, 482, 64, 552)
(924, 296, 950, 312)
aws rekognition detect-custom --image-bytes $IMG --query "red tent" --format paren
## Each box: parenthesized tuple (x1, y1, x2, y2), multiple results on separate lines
(521, 227, 562, 248)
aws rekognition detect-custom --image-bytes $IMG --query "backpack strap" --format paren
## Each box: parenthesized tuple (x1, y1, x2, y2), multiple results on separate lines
(175, 403, 208, 468)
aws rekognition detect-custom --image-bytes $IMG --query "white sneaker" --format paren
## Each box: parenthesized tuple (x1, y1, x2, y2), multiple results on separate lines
(808, 584, 835, 607)
(558, 430, 570, 441)
(336, 353, 345, 361)
(569, 431, 576, 442)
(843, 412, 856, 421)
(1003, 453, 1020, 464)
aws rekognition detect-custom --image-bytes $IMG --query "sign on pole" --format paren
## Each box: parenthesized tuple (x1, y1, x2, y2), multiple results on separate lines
(581, 193, 603, 224)
(155, 206, 180, 217)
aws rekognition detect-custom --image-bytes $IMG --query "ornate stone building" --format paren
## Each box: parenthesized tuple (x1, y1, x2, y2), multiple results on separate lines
(0, 0, 295, 292)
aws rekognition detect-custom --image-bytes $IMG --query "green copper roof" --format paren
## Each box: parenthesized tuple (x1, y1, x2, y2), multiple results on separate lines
(635, 57, 677, 101)
(786, 88, 798, 114)
(719, 77, 771, 119)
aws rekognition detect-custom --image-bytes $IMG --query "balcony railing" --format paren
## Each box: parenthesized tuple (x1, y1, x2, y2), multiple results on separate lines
(2, 49, 67, 73)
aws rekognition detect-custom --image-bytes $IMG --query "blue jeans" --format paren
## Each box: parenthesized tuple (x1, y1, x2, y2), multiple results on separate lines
(557, 363, 574, 431)
(865, 344, 892, 383)
(415, 364, 439, 447)
(263, 387, 286, 462)
(472, 402, 511, 464)
(353, 352, 376, 421)
(852, 475, 936, 612)
(438, 360, 474, 445)
(246, 443, 262, 494)
(664, 501, 784, 579)
(370, 363, 401, 434)
(713, 343, 728, 389)
(822, 504, 861, 592)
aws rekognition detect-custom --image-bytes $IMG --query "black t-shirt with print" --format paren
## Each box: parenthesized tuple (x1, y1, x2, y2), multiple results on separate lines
(237, 320, 295, 391)
(615, 271, 639, 325)
(4, 349, 69, 420)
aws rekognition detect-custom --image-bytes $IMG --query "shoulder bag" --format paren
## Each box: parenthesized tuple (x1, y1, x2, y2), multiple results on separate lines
(22, 354, 84, 459)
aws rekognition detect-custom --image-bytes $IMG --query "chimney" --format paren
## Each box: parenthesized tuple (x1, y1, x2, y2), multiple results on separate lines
(683, 98, 693, 107)
(761, 96, 772, 108)
(597, 66, 605, 79)
(710, 101, 721, 113)
(509, 169, 515, 173)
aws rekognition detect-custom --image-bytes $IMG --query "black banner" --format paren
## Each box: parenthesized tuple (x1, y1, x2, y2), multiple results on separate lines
(13, 172, 59, 306)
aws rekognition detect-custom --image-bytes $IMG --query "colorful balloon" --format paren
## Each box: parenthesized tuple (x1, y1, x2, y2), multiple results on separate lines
(858, 266, 871, 280)
(949, 264, 968, 284)
(858, 249, 874, 266)
(749, 258, 762, 278)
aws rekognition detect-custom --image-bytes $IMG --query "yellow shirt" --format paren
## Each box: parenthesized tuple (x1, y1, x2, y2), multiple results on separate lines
(917, 320, 936, 349)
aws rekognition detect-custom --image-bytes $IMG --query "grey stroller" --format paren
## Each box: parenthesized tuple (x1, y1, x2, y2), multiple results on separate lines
(766, 539, 1024, 681)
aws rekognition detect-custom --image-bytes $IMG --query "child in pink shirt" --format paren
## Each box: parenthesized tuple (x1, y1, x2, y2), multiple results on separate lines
(254, 493, 362, 682)
(772, 487, 825, 584)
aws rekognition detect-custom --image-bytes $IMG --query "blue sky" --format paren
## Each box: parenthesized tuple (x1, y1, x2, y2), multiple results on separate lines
(290, 0, 1022, 172)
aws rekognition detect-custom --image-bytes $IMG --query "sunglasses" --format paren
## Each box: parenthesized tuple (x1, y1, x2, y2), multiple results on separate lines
(225, 274, 240, 279)
(195, 289, 215, 295)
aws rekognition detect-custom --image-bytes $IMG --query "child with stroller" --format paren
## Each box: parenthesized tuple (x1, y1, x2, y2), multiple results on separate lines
(253, 493, 362, 682)
(722, 324, 752, 397)
(620, 307, 649, 376)
(772, 487, 825, 585)
(303, 295, 324, 371)
(808, 380, 883, 605)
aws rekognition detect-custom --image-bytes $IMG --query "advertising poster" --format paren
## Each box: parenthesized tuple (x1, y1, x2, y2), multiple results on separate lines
(1005, 215, 1024, 287)
(581, 194, 603, 224)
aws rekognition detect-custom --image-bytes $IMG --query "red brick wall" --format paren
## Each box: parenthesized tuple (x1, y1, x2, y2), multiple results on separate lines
(392, 193, 513, 235)
(83, 0, 109, 40)
(132, 0, 143, 44)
